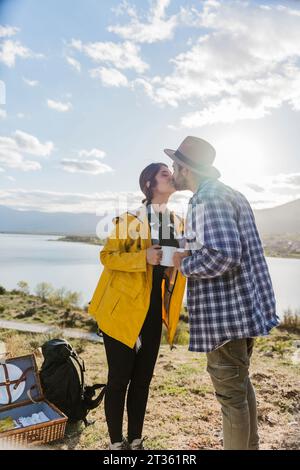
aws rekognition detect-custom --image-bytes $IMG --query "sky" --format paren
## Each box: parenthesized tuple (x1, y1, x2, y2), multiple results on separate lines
(0, 0, 300, 216)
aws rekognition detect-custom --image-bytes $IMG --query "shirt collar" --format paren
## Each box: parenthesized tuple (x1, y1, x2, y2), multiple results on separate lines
(189, 178, 213, 203)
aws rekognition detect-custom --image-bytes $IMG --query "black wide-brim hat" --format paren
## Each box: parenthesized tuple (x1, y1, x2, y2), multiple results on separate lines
(164, 136, 221, 179)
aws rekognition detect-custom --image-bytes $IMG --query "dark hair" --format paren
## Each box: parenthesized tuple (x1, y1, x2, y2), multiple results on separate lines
(139, 162, 168, 204)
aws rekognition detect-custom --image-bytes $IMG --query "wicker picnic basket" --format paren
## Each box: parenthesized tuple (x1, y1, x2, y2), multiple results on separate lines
(0, 353, 67, 447)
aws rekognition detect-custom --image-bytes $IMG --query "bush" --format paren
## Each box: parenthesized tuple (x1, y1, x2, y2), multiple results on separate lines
(23, 308, 36, 318)
(17, 281, 30, 296)
(278, 309, 300, 333)
(49, 288, 81, 308)
(0, 286, 6, 295)
(179, 313, 188, 323)
(63, 291, 81, 308)
(35, 282, 54, 301)
(173, 322, 189, 345)
(161, 320, 189, 346)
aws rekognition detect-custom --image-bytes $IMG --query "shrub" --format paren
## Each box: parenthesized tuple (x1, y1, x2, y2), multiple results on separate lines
(35, 282, 54, 301)
(278, 309, 300, 333)
(17, 281, 30, 296)
(173, 322, 189, 345)
(49, 288, 81, 308)
(10, 289, 21, 295)
(23, 308, 36, 318)
(0, 286, 6, 295)
(63, 291, 81, 308)
(161, 320, 189, 346)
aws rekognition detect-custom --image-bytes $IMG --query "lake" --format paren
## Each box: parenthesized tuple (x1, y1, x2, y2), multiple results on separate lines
(0, 233, 299, 317)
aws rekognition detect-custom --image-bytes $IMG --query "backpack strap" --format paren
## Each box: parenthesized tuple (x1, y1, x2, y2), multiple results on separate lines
(70, 353, 85, 395)
(84, 383, 106, 408)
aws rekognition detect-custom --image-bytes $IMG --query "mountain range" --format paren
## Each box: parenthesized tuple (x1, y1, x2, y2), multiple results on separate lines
(253, 198, 300, 235)
(0, 199, 299, 236)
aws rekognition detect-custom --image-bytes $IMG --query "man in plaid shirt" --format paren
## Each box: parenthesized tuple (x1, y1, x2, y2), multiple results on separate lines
(165, 136, 279, 450)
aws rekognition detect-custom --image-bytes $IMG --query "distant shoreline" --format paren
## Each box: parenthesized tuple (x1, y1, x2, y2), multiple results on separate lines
(57, 236, 300, 259)
(1, 232, 300, 259)
(49, 235, 300, 260)
(0, 231, 71, 236)
(264, 251, 300, 260)
(56, 235, 106, 246)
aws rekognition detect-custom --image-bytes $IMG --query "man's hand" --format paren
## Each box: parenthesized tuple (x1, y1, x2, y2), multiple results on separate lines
(146, 245, 162, 265)
(173, 250, 190, 272)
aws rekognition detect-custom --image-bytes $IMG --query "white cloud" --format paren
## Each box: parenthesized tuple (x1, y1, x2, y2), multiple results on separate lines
(108, 0, 178, 44)
(66, 56, 81, 72)
(0, 167, 298, 214)
(179, 97, 269, 128)
(0, 109, 6, 119)
(70, 38, 148, 73)
(47, 99, 72, 112)
(23, 77, 39, 87)
(227, 172, 300, 209)
(246, 183, 264, 193)
(0, 143, 41, 171)
(0, 187, 191, 215)
(60, 147, 110, 175)
(13, 130, 53, 156)
(0, 130, 54, 172)
(0, 79, 5, 105)
(0, 25, 19, 38)
(270, 173, 300, 190)
(79, 148, 106, 159)
(135, 1, 300, 127)
(61, 159, 113, 175)
(89, 66, 128, 87)
(6, 175, 16, 182)
(0, 188, 144, 213)
(0, 183, 297, 215)
(0, 39, 43, 67)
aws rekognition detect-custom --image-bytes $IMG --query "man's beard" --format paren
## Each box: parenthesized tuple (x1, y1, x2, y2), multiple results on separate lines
(174, 175, 188, 191)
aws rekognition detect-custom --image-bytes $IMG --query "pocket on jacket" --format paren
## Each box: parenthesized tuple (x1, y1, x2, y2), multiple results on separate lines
(109, 294, 121, 317)
(98, 288, 121, 317)
(111, 276, 143, 299)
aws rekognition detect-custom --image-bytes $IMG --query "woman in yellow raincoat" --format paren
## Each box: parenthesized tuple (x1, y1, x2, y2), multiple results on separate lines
(88, 163, 186, 450)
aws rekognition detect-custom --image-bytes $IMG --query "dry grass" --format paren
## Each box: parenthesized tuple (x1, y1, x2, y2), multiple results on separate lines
(0, 328, 299, 450)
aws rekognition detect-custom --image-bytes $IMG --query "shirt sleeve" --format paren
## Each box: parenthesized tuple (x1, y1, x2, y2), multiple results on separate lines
(100, 216, 147, 272)
(181, 197, 241, 279)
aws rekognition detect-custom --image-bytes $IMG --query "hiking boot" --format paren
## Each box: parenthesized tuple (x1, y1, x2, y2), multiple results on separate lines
(128, 437, 145, 450)
(109, 439, 127, 450)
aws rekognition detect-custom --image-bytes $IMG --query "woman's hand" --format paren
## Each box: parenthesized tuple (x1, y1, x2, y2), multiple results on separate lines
(146, 245, 162, 265)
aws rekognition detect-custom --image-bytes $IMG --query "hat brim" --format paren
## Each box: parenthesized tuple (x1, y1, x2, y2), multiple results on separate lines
(164, 148, 221, 179)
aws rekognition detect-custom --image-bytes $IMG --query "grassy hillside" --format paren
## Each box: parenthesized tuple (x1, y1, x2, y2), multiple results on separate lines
(0, 285, 97, 332)
(0, 328, 299, 450)
(1, 286, 300, 450)
(262, 234, 300, 259)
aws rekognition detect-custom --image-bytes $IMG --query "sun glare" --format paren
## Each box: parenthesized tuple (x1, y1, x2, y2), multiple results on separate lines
(215, 135, 266, 188)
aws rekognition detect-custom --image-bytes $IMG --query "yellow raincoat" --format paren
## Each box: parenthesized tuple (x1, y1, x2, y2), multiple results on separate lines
(88, 206, 186, 348)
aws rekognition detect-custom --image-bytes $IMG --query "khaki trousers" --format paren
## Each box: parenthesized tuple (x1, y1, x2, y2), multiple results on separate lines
(206, 338, 259, 450)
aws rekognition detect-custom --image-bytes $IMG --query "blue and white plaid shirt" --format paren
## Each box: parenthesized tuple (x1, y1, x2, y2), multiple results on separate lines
(181, 179, 279, 352)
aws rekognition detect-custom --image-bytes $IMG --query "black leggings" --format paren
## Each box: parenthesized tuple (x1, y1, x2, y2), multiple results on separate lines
(103, 286, 162, 443)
